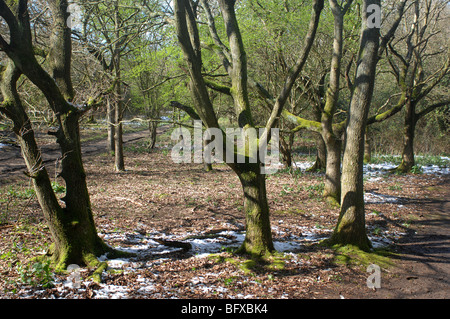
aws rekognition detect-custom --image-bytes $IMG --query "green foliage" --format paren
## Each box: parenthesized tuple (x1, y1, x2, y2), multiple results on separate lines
(17, 260, 54, 289)
(51, 181, 66, 194)
(410, 165, 423, 174)
(304, 182, 325, 199)
(7, 185, 35, 200)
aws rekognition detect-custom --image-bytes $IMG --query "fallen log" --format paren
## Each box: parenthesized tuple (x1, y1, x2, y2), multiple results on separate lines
(152, 238, 192, 251)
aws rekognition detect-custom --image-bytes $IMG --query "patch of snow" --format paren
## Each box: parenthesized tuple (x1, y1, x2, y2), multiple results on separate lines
(364, 191, 402, 204)
(0, 143, 7, 149)
(93, 283, 129, 299)
(363, 163, 397, 176)
(293, 161, 315, 171)
(421, 165, 450, 175)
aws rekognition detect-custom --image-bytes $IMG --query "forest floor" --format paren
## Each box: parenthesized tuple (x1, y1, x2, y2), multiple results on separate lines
(0, 124, 449, 300)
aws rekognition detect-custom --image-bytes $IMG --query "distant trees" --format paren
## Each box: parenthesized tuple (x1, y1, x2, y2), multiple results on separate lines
(384, 0, 449, 172)
(75, 0, 167, 170)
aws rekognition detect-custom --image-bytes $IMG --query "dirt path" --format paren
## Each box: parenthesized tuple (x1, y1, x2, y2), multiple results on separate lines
(326, 176, 450, 299)
(372, 178, 450, 298)
(0, 129, 149, 183)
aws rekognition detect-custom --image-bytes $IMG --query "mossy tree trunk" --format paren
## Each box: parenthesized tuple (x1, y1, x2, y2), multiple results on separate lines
(0, 0, 114, 270)
(237, 166, 274, 255)
(330, 0, 381, 252)
(318, 0, 352, 205)
(282, 0, 351, 205)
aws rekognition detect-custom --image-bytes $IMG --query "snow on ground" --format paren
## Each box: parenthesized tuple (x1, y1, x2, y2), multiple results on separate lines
(21, 156, 447, 299)
(276, 156, 449, 178)
(42, 221, 404, 299)
(0, 143, 7, 150)
(364, 191, 402, 204)
(39, 226, 333, 299)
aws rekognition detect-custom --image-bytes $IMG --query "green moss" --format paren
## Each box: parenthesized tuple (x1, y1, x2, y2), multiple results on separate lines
(325, 194, 340, 208)
(240, 259, 257, 275)
(91, 261, 108, 283)
(211, 252, 286, 275)
(265, 254, 286, 271)
(330, 244, 397, 269)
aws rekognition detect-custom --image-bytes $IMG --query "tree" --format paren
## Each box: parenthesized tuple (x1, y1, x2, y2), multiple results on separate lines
(0, 0, 117, 272)
(384, 0, 450, 172)
(328, 0, 381, 251)
(125, 42, 185, 149)
(173, 0, 324, 256)
(283, 0, 409, 204)
(278, 0, 357, 205)
(75, 0, 166, 171)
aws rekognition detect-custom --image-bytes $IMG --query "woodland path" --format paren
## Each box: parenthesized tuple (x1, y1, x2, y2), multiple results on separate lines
(0, 128, 150, 183)
(318, 176, 450, 299)
(372, 178, 450, 299)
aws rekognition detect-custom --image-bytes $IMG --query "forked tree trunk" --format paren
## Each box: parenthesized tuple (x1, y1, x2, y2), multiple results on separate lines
(55, 111, 113, 267)
(1, 62, 113, 271)
(0, 1, 116, 271)
(174, 0, 323, 257)
(318, 0, 350, 205)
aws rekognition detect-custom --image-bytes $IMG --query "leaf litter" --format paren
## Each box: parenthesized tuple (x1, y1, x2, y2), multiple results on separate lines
(1, 142, 449, 299)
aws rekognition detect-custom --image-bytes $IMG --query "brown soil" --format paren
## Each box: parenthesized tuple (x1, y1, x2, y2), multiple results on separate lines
(0, 127, 448, 300)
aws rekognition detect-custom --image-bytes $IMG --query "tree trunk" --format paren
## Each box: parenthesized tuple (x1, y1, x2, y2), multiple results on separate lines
(237, 165, 274, 256)
(308, 133, 326, 172)
(174, 0, 323, 257)
(330, 0, 381, 251)
(107, 99, 115, 153)
(0, 1, 117, 272)
(318, 1, 348, 205)
(149, 120, 158, 149)
(56, 111, 113, 267)
(280, 132, 293, 168)
(397, 100, 416, 172)
(0, 61, 113, 271)
(113, 2, 125, 171)
(203, 138, 213, 172)
(114, 75, 125, 171)
(322, 130, 341, 205)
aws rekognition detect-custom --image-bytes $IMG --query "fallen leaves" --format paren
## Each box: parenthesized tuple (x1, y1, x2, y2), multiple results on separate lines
(1, 138, 448, 299)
